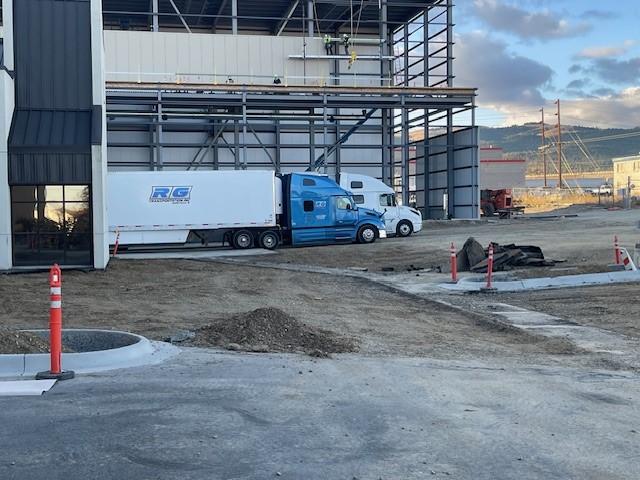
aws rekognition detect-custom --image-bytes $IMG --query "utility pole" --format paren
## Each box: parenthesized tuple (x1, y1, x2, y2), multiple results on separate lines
(540, 108, 547, 188)
(555, 99, 562, 189)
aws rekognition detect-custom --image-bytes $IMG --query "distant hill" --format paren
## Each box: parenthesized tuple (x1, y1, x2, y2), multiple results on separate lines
(479, 124, 640, 174)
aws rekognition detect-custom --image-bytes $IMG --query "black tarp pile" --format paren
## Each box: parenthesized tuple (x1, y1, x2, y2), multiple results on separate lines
(456, 237, 555, 273)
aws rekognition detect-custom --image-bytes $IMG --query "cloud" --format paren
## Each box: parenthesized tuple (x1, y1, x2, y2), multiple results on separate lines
(591, 87, 617, 97)
(456, 33, 640, 128)
(580, 9, 618, 20)
(566, 79, 589, 90)
(577, 40, 636, 59)
(568, 64, 583, 74)
(588, 57, 640, 84)
(560, 87, 640, 128)
(455, 32, 553, 111)
(472, 0, 591, 40)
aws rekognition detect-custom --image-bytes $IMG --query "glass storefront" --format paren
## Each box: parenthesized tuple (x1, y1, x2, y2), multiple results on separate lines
(11, 185, 92, 267)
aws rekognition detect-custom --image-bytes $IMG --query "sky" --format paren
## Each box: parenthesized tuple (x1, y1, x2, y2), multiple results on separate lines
(453, 0, 640, 128)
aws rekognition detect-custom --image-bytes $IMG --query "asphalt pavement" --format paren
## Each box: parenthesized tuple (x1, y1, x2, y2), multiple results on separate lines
(1, 348, 639, 480)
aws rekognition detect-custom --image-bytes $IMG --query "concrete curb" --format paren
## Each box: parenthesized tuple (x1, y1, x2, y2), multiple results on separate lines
(0, 329, 179, 378)
(439, 270, 640, 292)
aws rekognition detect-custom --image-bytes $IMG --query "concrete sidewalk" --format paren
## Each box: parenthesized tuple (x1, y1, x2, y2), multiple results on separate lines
(1, 349, 638, 479)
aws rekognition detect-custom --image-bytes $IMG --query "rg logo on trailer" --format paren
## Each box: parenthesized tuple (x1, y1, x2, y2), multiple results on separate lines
(150, 186, 193, 204)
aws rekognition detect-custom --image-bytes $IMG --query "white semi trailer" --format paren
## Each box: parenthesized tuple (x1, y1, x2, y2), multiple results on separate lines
(107, 170, 387, 250)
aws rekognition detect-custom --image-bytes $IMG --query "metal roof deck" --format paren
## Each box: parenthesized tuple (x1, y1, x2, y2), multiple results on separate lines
(102, 0, 444, 33)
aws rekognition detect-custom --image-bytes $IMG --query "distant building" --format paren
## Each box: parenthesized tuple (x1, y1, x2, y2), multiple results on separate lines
(612, 155, 640, 198)
(479, 147, 526, 190)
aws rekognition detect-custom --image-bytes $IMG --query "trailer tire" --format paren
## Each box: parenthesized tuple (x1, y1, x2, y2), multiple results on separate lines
(396, 220, 413, 237)
(259, 231, 279, 250)
(357, 225, 377, 244)
(232, 230, 253, 249)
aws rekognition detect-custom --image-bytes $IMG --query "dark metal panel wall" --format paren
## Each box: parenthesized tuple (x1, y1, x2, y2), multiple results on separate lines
(9, 110, 92, 152)
(8, 153, 92, 184)
(13, 0, 92, 110)
(8, 0, 94, 185)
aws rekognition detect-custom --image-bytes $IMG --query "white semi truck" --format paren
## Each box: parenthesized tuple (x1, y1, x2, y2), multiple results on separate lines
(108, 170, 387, 250)
(340, 173, 423, 237)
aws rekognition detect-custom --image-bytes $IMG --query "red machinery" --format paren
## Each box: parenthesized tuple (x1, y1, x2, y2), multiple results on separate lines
(481, 189, 521, 218)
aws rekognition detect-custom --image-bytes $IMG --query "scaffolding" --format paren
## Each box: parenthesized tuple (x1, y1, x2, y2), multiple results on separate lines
(103, 0, 478, 219)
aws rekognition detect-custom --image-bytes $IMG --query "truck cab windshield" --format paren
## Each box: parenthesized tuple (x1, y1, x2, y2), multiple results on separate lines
(379, 194, 396, 207)
(337, 196, 355, 210)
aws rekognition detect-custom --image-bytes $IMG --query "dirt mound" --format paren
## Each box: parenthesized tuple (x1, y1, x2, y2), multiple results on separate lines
(0, 327, 51, 354)
(187, 307, 357, 356)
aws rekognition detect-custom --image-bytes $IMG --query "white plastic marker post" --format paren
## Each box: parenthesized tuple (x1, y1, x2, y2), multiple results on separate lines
(620, 248, 638, 271)
(36, 264, 75, 381)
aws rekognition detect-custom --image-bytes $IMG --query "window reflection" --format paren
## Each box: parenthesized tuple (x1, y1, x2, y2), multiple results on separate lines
(64, 203, 91, 234)
(11, 185, 92, 266)
(42, 186, 63, 202)
(64, 186, 90, 202)
(40, 203, 65, 232)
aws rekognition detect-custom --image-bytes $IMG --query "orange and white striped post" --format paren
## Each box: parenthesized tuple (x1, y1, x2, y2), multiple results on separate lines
(485, 244, 495, 290)
(112, 228, 121, 257)
(614, 235, 621, 265)
(450, 242, 458, 283)
(36, 264, 74, 381)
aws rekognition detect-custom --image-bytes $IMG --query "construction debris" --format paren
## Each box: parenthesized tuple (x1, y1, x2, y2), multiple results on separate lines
(457, 237, 555, 273)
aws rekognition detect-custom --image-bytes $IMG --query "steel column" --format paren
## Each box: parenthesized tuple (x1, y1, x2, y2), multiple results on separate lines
(151, 0, 159, 32)
(423, 8, 430, 216)
(155, 91, 163, 170)
(231, 0, 238, 34)
(307, 0, 314, 38)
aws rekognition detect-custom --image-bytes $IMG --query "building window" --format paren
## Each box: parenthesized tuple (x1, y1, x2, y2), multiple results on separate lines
(353, 195, 365, 204)
(11, 185, 92, 267)
(303, 200, 314, 212)
(350, 181, 364, 189)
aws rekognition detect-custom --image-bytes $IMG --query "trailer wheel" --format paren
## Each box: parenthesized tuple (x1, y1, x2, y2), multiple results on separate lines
(396, 220, 413, 237)
(357, 225, 377, 244)
(232, 230, 253, 249)
(259, 231, 279, 250)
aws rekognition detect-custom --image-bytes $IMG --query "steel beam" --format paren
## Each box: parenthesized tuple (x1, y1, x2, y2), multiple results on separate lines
(168, 0, 192, 33)
(212, 0, 229, 32)
(275, 0, 300, 36)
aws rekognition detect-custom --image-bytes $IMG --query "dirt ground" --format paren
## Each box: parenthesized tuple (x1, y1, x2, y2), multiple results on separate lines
(250, 205, 639, 277)
(0, 205, 637, 369)
(1, 258, 585, 364)
(0, 327, 50, 354)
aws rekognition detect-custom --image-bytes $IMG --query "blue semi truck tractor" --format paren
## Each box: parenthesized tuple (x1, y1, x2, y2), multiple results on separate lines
(108, 170, 386, 250)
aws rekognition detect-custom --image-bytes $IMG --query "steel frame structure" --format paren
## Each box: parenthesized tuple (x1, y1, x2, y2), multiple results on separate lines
(103, 0, 478, 218)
